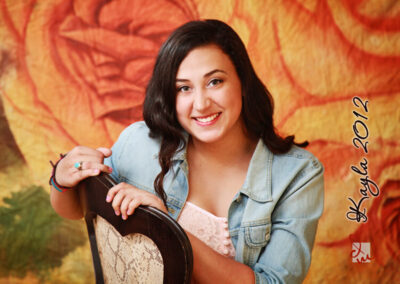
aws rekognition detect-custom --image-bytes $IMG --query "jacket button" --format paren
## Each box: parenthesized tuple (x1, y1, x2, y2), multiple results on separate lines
(265, 233, 270, 241)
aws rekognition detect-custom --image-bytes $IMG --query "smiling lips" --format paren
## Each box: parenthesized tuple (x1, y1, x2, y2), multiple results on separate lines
(193, 112, 221, 125)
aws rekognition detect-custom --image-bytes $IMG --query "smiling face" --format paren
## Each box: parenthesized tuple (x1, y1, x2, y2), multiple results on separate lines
(175, 44, 245, 145)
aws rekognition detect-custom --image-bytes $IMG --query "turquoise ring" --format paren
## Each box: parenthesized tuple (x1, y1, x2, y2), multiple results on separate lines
(74, 161, 83, 170)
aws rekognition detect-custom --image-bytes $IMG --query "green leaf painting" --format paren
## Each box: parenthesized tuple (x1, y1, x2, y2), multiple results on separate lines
(0, 185, 86, 280)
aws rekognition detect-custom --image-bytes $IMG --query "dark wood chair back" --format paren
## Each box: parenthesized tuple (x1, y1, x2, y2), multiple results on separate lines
(80, 173, 193, 284)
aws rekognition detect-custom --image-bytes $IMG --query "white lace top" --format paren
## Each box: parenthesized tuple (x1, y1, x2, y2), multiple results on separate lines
(177, 201, 236, 259)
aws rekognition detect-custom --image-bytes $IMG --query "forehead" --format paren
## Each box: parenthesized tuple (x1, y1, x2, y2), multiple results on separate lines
(176, 44, 236, 78)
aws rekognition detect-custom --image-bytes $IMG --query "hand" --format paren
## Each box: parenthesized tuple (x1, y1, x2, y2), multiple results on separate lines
(106, 183, 168, 220)
(55, 146, 113, 188)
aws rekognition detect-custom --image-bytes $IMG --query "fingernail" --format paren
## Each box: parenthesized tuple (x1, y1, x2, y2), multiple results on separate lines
(106, 195, 111, 202)
(122, 215, 127, 220)
(115, 210, 120, 216)
(93, 169, 100, 175)
(108, 167, 113, 173)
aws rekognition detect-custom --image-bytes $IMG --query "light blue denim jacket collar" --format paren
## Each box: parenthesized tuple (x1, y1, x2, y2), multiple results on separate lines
(240, 140, 273, 202)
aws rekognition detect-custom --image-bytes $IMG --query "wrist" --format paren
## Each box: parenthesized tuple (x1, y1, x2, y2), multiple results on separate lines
(49, 153, 74, 192)
(50, 176, 74, 192)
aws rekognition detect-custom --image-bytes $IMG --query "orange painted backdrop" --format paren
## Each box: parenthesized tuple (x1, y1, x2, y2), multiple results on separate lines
(0, 0, 399, 283)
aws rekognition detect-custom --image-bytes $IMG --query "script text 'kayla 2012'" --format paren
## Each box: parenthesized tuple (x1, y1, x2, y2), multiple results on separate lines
(346, 97, 380, 223)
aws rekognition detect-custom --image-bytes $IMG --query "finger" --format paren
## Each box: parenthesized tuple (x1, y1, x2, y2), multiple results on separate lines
(77, 160, 112, 174)
(96, 147, 112, 158)
(106, 183, 124, 203)
(55, 146, 110, 187)
(72, 146, 106, 159)
(77, 168, 101, 179)
(127, 199, 141, 215)
(69, 147, 110, 168)
(120, 197, 133, 220)
(111, 188, 128, 216)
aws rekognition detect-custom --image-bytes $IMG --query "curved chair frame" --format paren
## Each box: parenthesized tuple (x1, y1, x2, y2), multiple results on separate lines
(80, 173, 193, 284)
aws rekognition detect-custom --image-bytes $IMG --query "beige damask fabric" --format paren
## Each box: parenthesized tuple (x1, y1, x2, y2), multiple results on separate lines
(94, 215, 164, 284)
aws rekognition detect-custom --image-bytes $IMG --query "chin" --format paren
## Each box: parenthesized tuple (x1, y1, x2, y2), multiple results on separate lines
(190, 130, 225, 144)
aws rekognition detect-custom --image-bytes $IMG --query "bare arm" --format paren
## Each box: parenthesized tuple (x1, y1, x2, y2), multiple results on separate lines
(188, 232, 255, 284)
(50, 183, 83, 219)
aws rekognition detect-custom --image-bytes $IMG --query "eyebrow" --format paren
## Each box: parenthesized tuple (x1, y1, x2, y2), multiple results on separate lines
(176, 69, 227, 82)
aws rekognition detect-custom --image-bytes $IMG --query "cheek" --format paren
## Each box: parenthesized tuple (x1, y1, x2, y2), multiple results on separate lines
(231, 101, 243, 120)
(221, 91, 243, 115)
(175, 95, 191, 120)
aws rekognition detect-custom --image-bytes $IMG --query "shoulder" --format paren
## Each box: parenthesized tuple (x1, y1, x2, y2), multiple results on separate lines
(273, 145, 323, 177)
(266, 144, 324, 202)
(112, 121, 161, 157)
(106, 121, 162, 189)
(242, 141, 323, 203)
(277, 144, 321, 162)
(117, 121, 156, 143)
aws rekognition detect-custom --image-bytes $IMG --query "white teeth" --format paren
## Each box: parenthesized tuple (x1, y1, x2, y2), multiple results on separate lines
(196, 113, 219, 123)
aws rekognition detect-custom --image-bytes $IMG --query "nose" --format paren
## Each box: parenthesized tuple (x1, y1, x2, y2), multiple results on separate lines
(193, 88, 210, 111)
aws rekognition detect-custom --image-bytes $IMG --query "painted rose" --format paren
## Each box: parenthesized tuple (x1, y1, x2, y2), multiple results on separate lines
(219, 1, 399, 282)
(366, 180, 400, 264)
(32, 0, 198, 144)
(260, 0, 400, 233)
(1, 0, 197, 179)
(0, 0, 399, 283)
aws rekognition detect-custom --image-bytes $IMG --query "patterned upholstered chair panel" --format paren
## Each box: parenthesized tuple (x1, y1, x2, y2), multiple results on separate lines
(94, 216, 163, 283)
(80, 174, 193, 284)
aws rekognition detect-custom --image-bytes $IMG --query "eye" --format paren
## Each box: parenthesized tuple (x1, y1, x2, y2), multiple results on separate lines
(208, 78, 223, 87)
(177, 85, 191, 93)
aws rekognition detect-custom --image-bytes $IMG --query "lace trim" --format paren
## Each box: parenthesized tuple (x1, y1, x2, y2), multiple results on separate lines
(178, 202, 236, 258)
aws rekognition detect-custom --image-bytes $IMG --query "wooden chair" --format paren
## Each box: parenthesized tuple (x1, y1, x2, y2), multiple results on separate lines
(79, 173, 193, 284)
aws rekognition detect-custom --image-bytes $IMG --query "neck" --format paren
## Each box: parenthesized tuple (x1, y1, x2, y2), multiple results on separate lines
(188, 125, 258, 165)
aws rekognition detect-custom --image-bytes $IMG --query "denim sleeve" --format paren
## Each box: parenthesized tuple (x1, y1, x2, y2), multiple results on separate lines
(253, 159, 324, 284)
(103, 123, 138, 183)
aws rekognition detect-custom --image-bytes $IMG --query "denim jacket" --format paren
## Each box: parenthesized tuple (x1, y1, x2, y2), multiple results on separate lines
(105, 121, 324, 284)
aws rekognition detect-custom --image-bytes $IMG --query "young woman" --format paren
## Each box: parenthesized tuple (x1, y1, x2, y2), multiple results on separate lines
(50, 19, 324, 283)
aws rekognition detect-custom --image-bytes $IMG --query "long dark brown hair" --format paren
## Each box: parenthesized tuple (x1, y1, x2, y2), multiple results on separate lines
(143, 19, 307, 205)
